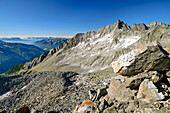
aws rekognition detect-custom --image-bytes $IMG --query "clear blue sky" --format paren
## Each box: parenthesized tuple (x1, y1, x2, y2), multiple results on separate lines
(0, 0, 170, 38)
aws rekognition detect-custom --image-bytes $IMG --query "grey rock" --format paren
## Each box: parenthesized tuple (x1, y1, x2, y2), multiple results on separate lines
(114, 75, 126, 82)
(107, 78, 121, 100)
(137, 79, 165, 102)
(166, 71, 170, 78)
(113, 45, 170, 76)
(96, 86, 107, 100)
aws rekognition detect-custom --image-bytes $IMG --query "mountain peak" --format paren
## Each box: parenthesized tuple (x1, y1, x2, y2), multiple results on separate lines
(146, 21, 169, 27)
(131, 23, 148, 30)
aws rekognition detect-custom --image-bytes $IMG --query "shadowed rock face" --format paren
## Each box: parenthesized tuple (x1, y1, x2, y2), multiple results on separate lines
(21, 20, 170, 74)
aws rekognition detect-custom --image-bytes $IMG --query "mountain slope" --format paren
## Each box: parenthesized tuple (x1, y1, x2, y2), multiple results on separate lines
(34, 38, 68, 51)
(0, 42, 44, 73)
(21, 20, 170, 74)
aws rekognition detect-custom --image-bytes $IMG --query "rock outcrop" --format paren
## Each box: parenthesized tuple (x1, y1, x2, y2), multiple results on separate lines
(112, 42, 170, 76)
(137, 79, 164, 102)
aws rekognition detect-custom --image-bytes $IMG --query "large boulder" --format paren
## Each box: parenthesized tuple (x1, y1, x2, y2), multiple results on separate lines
(112, 42, 170, 76)
(125, 71, 163, 89)
(137, 79, 165, 102)
(107, 77, 135, 101)
(107, 78, 121, 100)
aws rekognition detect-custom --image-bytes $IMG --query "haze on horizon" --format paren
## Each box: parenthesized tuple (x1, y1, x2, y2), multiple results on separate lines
(0, 0, 170, 38)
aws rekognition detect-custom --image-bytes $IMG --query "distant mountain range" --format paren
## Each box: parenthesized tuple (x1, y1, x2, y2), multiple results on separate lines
(0, 37, 21, 41)
(0, 41, 45, 74)
(34, 38, 68, 50)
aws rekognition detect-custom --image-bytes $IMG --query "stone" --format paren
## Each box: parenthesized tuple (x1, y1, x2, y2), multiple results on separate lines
(89, 90, 97, 101)
(75, 99, 95, 113)
(166, 71, 170, 78)
(161, 83, 168, 89)
(96, 87, 107, 100)
(112, 44, 170, 76)
(114, 75, 126, 82)
(104, 95, 109, 103)
(125, 75, 146, 89)
(107, 78, 121, 100)
(103, 105, 117, 113)
(125, 102, 136, 112)
(113, 83, 135, 101)
(149, 71, 163, 83)
(137, 79, 165, 102)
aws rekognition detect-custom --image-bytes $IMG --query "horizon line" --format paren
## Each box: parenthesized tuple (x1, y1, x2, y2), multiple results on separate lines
(0, 35, 73, 39)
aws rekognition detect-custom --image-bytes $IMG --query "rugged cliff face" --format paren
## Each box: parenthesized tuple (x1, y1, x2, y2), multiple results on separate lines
(21, 20, 170, 74)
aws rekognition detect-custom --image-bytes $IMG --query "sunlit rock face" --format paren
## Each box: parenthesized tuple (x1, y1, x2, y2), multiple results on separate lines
(112, 43, 170, 76)
(22, 20, 170, 74)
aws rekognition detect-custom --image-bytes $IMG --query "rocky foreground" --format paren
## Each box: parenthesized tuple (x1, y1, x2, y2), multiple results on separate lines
(0, 43, 169, 113)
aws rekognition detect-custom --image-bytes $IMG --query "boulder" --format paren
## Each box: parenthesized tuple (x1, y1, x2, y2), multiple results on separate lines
(137, 79, 165, 102)
(96, 86, 107, 100)
(107, 78, 121, 100)
(112, 43, 170, 76)
(114, 75, 126, 82)
(166, 71, 170, 78)
(167, 78, 170, 84)
(125, 71, 162, 89)
(75, 99, 95, 113)
(113, 83, 135, 101)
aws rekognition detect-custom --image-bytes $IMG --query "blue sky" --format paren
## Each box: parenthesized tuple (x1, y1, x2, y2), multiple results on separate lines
(0, 0, 170, 38)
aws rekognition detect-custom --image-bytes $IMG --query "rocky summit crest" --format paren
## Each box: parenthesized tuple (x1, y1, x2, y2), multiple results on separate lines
(20, 20, 170, 74)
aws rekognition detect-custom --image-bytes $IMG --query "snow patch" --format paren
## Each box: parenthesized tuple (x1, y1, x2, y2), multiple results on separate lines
(91, 34, 113, 45)
(115, 36, 141, 49)
(120, 36, 141, 48)
(95, 34, 100, 38)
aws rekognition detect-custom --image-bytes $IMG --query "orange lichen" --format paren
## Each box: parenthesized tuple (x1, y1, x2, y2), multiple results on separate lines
(137, 45, 144, 49)
(117, 68, 125, 75)
(76, 99, 95, 111)
(156, 41, 162, 46)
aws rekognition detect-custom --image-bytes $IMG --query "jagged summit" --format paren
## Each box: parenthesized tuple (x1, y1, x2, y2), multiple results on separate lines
(20, 20, 170, 74)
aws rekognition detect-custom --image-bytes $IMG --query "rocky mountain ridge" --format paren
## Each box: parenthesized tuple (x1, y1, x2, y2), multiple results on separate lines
(21, 20, 170, 74)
